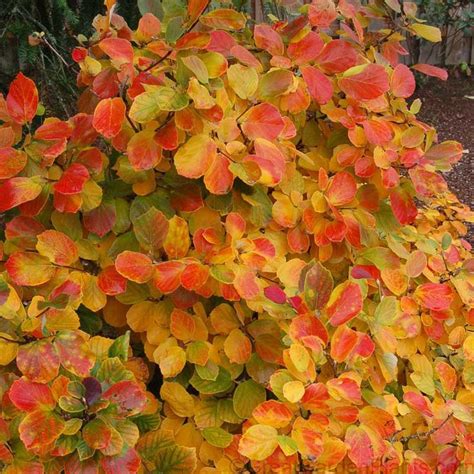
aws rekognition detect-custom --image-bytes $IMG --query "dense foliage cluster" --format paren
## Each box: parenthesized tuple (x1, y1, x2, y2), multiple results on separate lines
(0, 0, 473, 472)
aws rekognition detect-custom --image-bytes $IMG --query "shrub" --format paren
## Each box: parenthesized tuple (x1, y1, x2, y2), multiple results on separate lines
(0, 0, 473, 472)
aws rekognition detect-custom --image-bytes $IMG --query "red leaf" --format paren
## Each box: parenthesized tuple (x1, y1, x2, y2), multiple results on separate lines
(54, 163, 90, 194)
(412, 63, 448, 80)
(315, 40, 357, 74)
(92, 98, 126, 138)
(99, 38, 134, 64)
(326, 282, 363, 326)
(288, 31, 323, 65)
(153, 261, 185, 293)
(102, 381, 147, 415)
(339, 64, 390, 101)
(391, 64, 416, 98)
(362, 119, 394, 145)
(254, 24, 284, 56)
(390, 187, 418, 225)
(308, 0, 337, 28)
(98, 266, 128, 295)
(83, 201, 117, 237)
(9, 378, 55, 411)
(301, 66, 333, 105)
(6, 73, 38, 124)
(188, 0, 210, 23)
(55, 331, 95, 378)
(0, 177, 42, 212)
(414, 283, 454, 311)
(101, 448, 141, 474)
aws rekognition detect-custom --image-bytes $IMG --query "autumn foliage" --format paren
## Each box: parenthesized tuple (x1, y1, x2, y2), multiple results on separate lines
(0, 0, 473, 472)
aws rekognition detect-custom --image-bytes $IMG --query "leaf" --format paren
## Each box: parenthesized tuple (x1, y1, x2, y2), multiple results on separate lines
(240, 103, 285, 141)
(390, 187, 417, 225)
(282, 380, 305, 403)
(411, 23, 442, 42)
(19, 410, 65, 450)
(188, 0, 209, 23)
(414, 283, 454, 311)
(406, 250, 427, 278)
(137, 0, 163, 18)
(238, 425, 278, 461)
(138, 430, 197, 473)
(391, 64, 415, 98)
(54, 163, 90, 194)
(252, 400, 293, 428)
(410, 354, 435, 396)
(339, 64, 389, 101)
(233, 379, 266, 418)
(190, 368, 233, 394)
(301, 66, 333, 105)
(174, 134, 216, 179)
(17, 340, 60, 383)
(224, 329, 252, 364)
(202, 427, 233, 448)
(181, 55, 209, 83)
(83, 418, 112, 450)
(326, 172, 357, 207)
(227, 64, 258, 100)
(115, 250, 154, 283)
(199, 9, 246, 30)
(6, 73, 39, 124)
(0, 177, 42, 212)
(92, 98, 126, 138)
(345, 425, 374, 468)
(326, 281, 363, 326)
(129, 86, 189, 123)
(0, 147, 27, 179)
(127, 129, 162, 170)
(99, 38, 133, 64)
(6, 252, 55, 286)
(103, 380, 147, 415)
(134, 207, 169, 258)
(55, 331, 95, 377)
(302, 261, 334, 310)
(412, 64, 448, 80)
(9, 378, 56, 411)
(160, 382, 195, 417)
(258, 69, 294, 99)
(36, 230, 78, 266)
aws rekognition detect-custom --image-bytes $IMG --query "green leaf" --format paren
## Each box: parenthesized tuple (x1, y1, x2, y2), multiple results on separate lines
(190, 368, 233, 394)
(233, 379, 266, 418)
(202, 427, 233, 448)
(138, 0, 164, 18)
(166, 16, 185, 43)
(108, 331, 130, 361)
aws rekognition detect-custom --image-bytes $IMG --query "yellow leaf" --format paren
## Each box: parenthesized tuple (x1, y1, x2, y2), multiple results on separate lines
(227, 64, 258, 100)
(411, 23, 442, 42)
(238, 425, 278, 461)
(283, 380, 305, 403)
(160, 382, 195, 417)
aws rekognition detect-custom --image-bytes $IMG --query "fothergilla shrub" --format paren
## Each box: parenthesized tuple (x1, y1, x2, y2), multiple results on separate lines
(0, 0, 473, 472)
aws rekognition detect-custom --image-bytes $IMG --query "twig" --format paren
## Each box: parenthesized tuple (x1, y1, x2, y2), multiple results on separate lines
(390, 413, 454, 444)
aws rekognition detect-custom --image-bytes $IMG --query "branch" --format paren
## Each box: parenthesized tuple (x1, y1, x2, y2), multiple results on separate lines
(390, 413, 454, 444)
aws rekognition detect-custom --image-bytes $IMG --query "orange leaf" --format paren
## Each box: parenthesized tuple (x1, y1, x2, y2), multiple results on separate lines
(391, 64, 416, 98)
(92, 97, 126, 138)
(224, 329, 252, 364)
(0, 177, 42, 212)
(301, 66, 333, 105)
(0, 147, 27, 179)
(99, 38, 133, 64)
(326, 172, 357, 207)
(240, 103, 285, 141)
(36, 230, 78, 266)
(115, 250, 154, 283)
(6, 252, 55, 286)
(412, 63, 448, 80)
(414, 283, 454, 311)
(252, 400, 293, 428)
(6, 73, 38, 124)
(339, 64, 389, 101)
